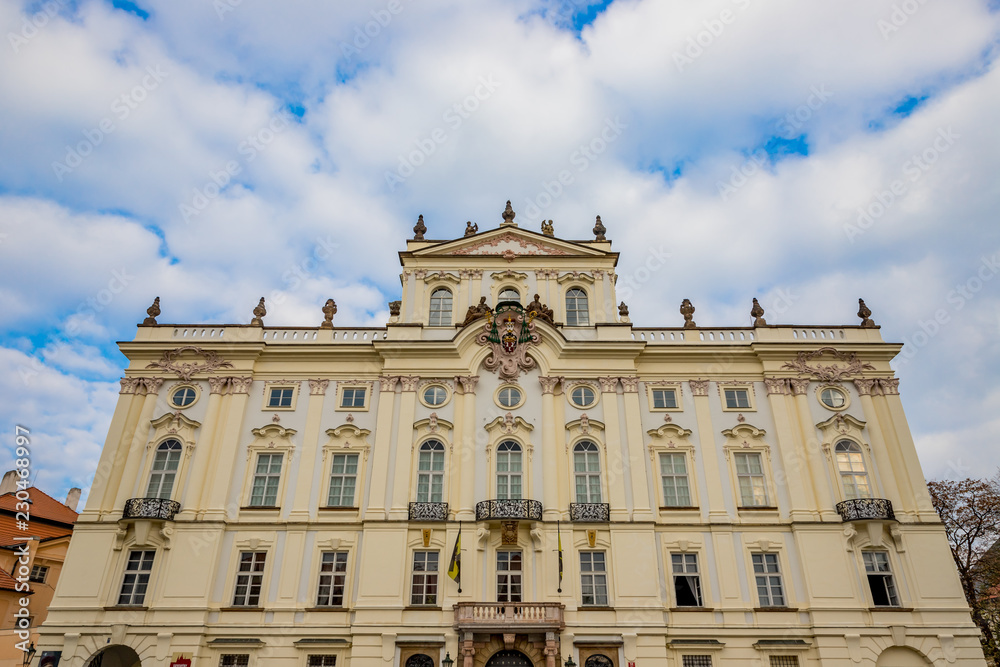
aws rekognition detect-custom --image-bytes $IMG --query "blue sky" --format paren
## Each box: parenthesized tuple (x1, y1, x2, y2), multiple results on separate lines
(1, 0, 999, 502)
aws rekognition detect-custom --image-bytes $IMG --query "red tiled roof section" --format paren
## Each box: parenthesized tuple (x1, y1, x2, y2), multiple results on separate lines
(0, 487, 78, 526)
(0, 568, 24, 592)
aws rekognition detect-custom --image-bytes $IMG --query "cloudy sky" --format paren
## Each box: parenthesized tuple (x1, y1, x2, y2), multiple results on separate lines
(1, 0, 998, 502)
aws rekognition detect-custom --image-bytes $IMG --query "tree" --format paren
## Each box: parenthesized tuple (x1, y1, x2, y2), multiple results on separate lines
(928, 475, 1000, 664)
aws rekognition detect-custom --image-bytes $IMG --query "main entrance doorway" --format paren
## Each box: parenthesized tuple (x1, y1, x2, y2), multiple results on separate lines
(485, 649, 533, 667)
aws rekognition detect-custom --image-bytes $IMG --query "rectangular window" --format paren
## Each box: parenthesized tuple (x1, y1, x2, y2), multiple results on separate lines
(249, 453, 283, 506)
(29, 564, 48, 583)
(682, 657, 712, 667)
(219, 656, 249, 667)
(724, 388, 751, 409)
(307, 657, 337, 667)
(341, 388, 366, 408)
(497, 550, 523, 603)
(734, 452, 768, 507)
(233, 551, 266, 607)
(267, 387, 293, 408)
(327, 453, 359, 506)
(117, 550, 155, 606)
(580, 551, 609, 606)
(770, 657, 799, 667)
(660, 453, 692, 507)
(652, 388, 678, 409)
(671, 553, 703, 607)
(410, 551, 439, 606)
(317, 551, 349, 607)
(752, 553, 785, 607)
(863, 551, 900, 606)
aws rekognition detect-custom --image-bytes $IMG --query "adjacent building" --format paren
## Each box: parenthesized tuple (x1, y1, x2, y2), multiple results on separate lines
(38, 204, 987, 667)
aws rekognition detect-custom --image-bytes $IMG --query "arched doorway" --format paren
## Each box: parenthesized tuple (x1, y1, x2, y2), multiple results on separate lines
(875, 647, 932, 667)
(485, 650, 533, 667)
(84, 646, 142, 667)
(405, 655, 434, 667)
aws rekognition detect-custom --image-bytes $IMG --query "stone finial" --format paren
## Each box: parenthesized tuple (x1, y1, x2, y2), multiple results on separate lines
(464, 221, 479, 236)
(413, 214, 427, 240)
(541, 220, 554, 236)
(593, 215, 606, 241)
(320, 299, 337, 329)
(680, 298, 696, 329)
(142, 296, 160, 325)
(251, 297, 267, 326)
(858, 298, 876, 328)
(618, 301, 629, 317)
(751, 298, 766, 326)
(389, 300, 402, 317)
(501, 200, 516, 226)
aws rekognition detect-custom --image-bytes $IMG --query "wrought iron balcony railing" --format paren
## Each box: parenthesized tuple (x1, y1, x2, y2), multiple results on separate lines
(569, 503, 610, 522)
(836, 498, 895, 522)
(122, 497, 181, 521)
(475, 499, 543, 522)
(408, 502, 449, 521)
(453, 602, 564, 631)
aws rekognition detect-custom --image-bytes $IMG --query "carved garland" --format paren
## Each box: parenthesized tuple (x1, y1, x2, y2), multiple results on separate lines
(145, 347, 233, 381)
(781, 347, 876, 382)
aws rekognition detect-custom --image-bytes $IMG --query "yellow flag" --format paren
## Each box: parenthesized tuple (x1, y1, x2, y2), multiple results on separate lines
(448, 533, 461, 584)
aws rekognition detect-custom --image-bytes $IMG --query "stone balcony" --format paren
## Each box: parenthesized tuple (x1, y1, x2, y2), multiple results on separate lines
(836, 498, 895, 522)
(475, 499, 543, 522)
(453, 602, 565, 632)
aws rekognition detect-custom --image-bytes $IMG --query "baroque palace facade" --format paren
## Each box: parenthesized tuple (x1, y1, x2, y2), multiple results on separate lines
(39, 204, 986, 667)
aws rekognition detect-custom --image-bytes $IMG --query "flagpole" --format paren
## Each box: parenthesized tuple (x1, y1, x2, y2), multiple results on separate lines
(557, 520, 562, 593)
(457, 521, 462, 593)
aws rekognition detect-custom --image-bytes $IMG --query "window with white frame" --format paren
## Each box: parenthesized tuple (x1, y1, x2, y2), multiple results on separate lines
(146, 439, 182, 499)
(863, 551, 900, 607)
(574, 441, 602, 503)
(316, 551, 348, 607)
(327, 453, 359, 507)
(660, 452, 692, 507)
(580, 551, 609, 606)
(267, 386, 294, 408)
(249, 452, 283, 506)
(416, 440, 445, 503)
(682, 656, 712, 667)
(428, 288, 453, 326)
(219, 655, 249, 667)
(410, 551, 439, 605)
(671, 553, 703, 607)
(498, 287, 520, 303)
(566, 288, 590, 326)
(724, 388, 751, 409)
(308, 657, 337, 667)
(496, 441, 523, 500)
(652, 387, 679, 409)
(233, 551, 266, 606)
(340, 387, 366, 408)
(734, 452, 768, 507)
(117, 550, 155, 606)
(752, 553, 785, 607)
(497, 550, 523, 603)
(835, 440, 871, 499)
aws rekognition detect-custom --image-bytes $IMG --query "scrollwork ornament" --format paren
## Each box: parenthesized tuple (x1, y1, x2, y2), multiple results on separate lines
(476, 310, 540, 381)
(781, 347, 876, 382)
(146, 346, 234, 381)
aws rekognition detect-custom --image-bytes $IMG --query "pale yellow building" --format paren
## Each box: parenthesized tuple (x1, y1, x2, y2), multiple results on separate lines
(39, 204, 987, 667)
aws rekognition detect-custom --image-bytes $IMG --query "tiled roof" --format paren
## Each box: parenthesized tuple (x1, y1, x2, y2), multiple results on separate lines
(0, 487, 77, 547)
(0, 487, 78, 525)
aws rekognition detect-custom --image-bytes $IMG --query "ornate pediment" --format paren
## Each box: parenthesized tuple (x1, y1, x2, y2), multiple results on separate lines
(781, 347, 875, 382)
(146, 346, 233, 381)
(411, 227, 609, 260)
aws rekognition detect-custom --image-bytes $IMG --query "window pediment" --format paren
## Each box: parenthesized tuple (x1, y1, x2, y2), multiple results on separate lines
(324, 425, 372, 461)
(148, 412, 201, 452)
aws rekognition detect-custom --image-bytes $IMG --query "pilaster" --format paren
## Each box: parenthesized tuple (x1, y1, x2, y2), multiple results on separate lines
(457, 375, 479, 521)
(873, 379, 938, 520)
(598, 377, 629, 521)
(689, 380, 729, 523)
(289, 379, 328, 521)
(853, 379, 904, 515)
(182, 377, 227, 516)
(763, 378, 819, 521)
(84, 379, 143, 519)
(389, 376, 420, 519)
(111, 377, 163, 512)
(203, 376, 252, 519)
(789, 379, 839, 520)
(365, 376, 398, 520)
(620, 376, 653, 521)
(539, 376, 561, 520)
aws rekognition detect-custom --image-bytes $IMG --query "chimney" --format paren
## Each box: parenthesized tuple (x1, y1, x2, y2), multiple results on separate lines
(65, 488, 81, 512)
(0, 471, 18, 496)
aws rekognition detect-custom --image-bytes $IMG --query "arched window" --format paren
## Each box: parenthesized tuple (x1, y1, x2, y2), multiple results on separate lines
(496, 441, 523, 500)
(574, 441, 602, 503)
(146, 439, 182, 499)
(585, 656, 615, 667)
(429, 288, 453, 326)
(566, 288, 589, 326)
(417, 440, 445, 503)
(405, 655, 434, 667)
(498, 288, 520, 303)
(836, 440, 871, 499)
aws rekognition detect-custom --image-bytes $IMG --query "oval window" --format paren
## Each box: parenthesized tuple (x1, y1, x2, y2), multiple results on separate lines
(570, 386, 596, 407)
(423, 385, 447, 406)
(171, 386, 196, 408)
(498, 386, 523, 408)
(820, 387, 847, 409)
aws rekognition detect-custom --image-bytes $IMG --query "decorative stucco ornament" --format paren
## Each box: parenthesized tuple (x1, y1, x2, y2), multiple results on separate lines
(477, 301, 539, 380)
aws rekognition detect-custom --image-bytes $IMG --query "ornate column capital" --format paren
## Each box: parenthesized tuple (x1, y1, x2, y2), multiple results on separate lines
(140, 377, 164, 395)
(538, 376, 562, 394)
(378, 375, 400, 392)
(878, 378, 900, 395)
(789, 379, 810, 395)
(853, 378, 878, 396)
(308, 379, 330, 395)
(688, 379, 709, 396)
(399, 375, 421, 392)
(597, 376, 619, 393)
(119, 377, 142, 394)
(618, 376, 639, 393)
(228, 376, 254, 394)
(455, 375, 480, 394)
(208, 377, 229, 394)
(764, 377, 790, 395)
